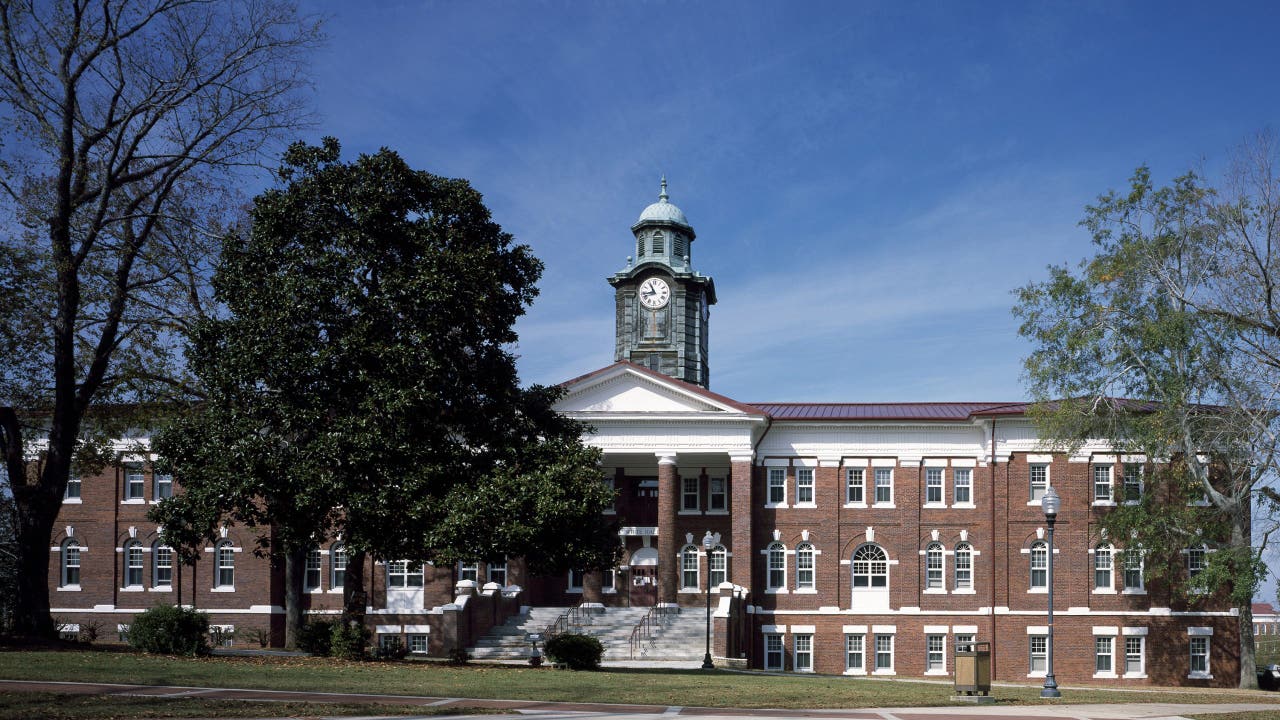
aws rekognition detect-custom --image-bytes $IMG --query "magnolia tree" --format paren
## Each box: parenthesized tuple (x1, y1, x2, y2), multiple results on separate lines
(151, 140, 619, 648)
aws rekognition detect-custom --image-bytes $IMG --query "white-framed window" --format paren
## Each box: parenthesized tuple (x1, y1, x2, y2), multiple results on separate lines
(874, 633, 894, 672)
(925, 468, 943, 505)
(709, 545, 727, 587)
(794, 633, 813, 672)
(926, 634, 945, 673)
(567, 568, 585, 591)
(767, 468, 786, 505)
(955, 633, 976, 653)
(387, 560, 423, 588)
(874, 467, 893, 504)
(954, 542, 973, 590)
(1123, 549, 1144, 592)
(795, 468, 815, 505)
(924, 543, 944, 590)
(846, 468, 865, 504)
(1187, 546, 1207, 579)
(796, 543, 815, 590)
(1095, 636, 1114, 674)
(953, 468, 971, 505)
(61, 540, 81, 587)
(852, 544, 888, 588)
(602, 568, 615, 590)
(845, 633, 864, 672)
(408, 634, 428, 654)
(1029, 464, 1048, 502)
(1029, 541, 1047, 590)
(305, 546, 322, 591)
(215, 541, 235, 588)
(331, 543, 347, 589)
(153, 543, 172, 588)
(1029, 635, 1047, 674)
(1093, 464, 1113, 503)
(154, 473, 173, 500)
(458, 561, 478, 582)
(682, 477, 700, 511)
(1123, 464, 1143, 502)
(1190, 636, 1210, 676)
(65, 477, 81, 500)
(124, 462, 145, 500)
(681, 544, 700, 589)
(488, 560, 507, 586)
(124, 540, 144, 588)
(1125, 636, 1145, 676)
(765, 633, 784, 670)
(1094, 544, 1113, 591)
(767, 542, 786, 590)
(709, 477, 727, 511)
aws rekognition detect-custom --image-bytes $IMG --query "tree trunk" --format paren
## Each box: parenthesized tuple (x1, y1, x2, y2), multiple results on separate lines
(12, 495, 56, 638)
(1240, 603, 1259, 689)
(341, 550, 367, 626)
(283, 545, 305, 650)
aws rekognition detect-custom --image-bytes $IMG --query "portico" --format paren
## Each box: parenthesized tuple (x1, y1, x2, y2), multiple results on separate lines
(555, 361, 767, 606)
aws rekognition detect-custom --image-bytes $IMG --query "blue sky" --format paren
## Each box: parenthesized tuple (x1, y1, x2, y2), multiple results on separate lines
(298, 1, 1280, 600)
(302, 1, 1280, 405)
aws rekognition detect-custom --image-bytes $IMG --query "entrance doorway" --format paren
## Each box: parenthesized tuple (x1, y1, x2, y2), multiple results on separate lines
(629, 546, 659, 607)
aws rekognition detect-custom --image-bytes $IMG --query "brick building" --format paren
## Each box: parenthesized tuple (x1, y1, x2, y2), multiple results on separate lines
(47, 181, 1240, 685)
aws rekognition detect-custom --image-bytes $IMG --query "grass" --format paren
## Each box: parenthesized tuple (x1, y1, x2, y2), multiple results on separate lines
(0, 649, 1278, 710)
(0, 691, 484, 720)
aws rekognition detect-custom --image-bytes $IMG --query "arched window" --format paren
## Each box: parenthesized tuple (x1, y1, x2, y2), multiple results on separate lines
(124, 540, 144, 588)
(153, 542, 173, 588)
(709, 545, 727, 587)
(954, 542, 973, 590)
(304, 546, 322, 591)
(680, 544, 700, 589)
(1029, 541, 1048, 589)
(1094, 543, 1113, 591)
(652, 231, 665, 255)
(796, 542, 815, 590)
(924, 542, 944, 590)
(215, 541, 235, 588)
(852, 544, 888, 588)
(61, 540, 81, 587)
(637, 233, 646, 256)
(767, 542, 786, 589)
(673, 234, 686, 261)
(331, 543, 347, 590)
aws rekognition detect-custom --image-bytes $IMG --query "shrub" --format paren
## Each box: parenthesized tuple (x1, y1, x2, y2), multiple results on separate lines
(329, 620, 368, 660)
(447, 646, 470, 665)
(77, 620, 101, 644)
(127, 605, 210, 656)
(242, 626, 270, 648)
(296, 620, 333, 655)
(544, 633, 603, 670)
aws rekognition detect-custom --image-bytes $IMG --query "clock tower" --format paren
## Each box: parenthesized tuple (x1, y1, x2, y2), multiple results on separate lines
(609, 179, 716, 388)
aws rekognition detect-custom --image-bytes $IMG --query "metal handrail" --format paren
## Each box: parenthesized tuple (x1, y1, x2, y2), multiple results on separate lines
(628, 605, 670, 659)
(543, 604, 593, 640)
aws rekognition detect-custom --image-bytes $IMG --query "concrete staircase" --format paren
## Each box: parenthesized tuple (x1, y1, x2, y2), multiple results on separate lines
(466, 606, 709, 661)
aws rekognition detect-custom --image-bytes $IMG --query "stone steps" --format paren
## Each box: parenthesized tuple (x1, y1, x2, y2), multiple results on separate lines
(466, 606, 710, 661)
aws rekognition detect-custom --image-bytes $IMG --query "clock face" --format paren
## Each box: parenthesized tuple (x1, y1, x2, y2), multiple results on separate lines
(638, 277, 670, 309)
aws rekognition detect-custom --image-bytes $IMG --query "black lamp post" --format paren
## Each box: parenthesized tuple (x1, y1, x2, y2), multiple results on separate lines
(1040, 486, 1061, 698)
(701, 530, 720, 670)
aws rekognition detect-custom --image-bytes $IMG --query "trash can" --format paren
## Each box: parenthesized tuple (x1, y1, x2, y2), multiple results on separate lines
(954, 641, 991, 696)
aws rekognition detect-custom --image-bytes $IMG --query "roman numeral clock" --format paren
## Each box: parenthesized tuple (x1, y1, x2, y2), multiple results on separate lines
(608, 179, 716, 388)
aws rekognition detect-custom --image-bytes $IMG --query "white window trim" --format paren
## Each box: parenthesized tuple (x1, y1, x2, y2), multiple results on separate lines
(793, 633, 815, 673)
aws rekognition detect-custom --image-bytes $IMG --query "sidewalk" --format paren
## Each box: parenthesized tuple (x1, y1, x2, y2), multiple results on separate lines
(1, 678, 1277, 720)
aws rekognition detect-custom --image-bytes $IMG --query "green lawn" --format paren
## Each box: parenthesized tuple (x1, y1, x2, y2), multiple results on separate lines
(0, 650, 1277, 710)
(0, 691, 484, 720)
(1186, 714, 1280, 720)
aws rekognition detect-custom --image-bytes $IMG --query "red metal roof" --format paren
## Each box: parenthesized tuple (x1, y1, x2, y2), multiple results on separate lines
(750, 402, 1025, 421)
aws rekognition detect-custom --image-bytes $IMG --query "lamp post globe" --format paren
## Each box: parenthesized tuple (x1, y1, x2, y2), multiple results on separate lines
(1040, 486, 1061, 699)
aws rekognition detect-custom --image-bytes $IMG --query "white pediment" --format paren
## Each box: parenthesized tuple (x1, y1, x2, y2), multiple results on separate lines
(556, 365, 746, 415)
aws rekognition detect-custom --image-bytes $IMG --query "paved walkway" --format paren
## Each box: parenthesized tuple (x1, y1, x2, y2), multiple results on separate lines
(2, 678, 1277, 720)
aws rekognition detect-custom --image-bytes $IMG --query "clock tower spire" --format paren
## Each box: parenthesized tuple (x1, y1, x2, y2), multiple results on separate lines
(608, 179, 716, 387)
